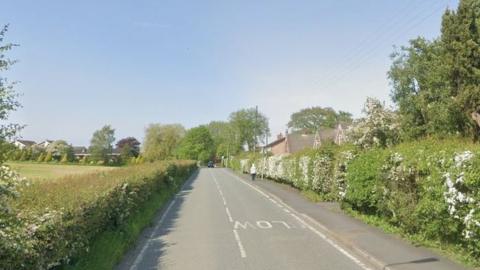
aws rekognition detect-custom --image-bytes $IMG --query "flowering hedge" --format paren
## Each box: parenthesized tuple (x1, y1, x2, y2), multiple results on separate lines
(0, 161, 196, 269)
(231, 139, 480, 260)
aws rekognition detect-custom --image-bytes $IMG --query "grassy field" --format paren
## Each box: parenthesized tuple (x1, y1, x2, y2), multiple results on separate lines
(7, 162, 116, 181)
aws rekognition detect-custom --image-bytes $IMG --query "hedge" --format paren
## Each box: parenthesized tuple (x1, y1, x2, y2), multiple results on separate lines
(230, 139, 480, 261)
(0, 161, 196, 269)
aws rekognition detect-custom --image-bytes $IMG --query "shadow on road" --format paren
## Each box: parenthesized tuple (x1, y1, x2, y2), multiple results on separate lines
(383, 257, 439, 269)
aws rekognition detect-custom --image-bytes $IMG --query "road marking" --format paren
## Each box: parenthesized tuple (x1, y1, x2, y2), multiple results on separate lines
(256, 220, 273, 229)
(210, 170, 227, 205)
(130, 198, 177, 270)
(222, 169, 373, 270)
(225, 207, 233, 223)
(233, 229, 247, 258)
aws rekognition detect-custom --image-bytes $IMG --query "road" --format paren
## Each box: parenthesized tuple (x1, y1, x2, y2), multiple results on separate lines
(117, 168, 376, 270)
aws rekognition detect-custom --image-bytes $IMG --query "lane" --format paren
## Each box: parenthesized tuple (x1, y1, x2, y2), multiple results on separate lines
(212, 168, 372, 270)
(118, 168, 373, 270)
(118, 169, 244, 270)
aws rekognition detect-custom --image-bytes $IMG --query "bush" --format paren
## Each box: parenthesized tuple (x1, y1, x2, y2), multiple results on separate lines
(43, 152, 52, 162)
(230, 138, 480, 261)
(0, 161, 196, 269)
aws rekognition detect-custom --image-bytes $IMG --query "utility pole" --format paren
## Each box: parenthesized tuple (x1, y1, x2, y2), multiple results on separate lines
(253, 105, 258, 153)
(262, 127, 268, 180)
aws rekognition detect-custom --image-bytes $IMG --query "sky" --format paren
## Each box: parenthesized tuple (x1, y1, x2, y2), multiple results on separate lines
(1, 0, 459, 146)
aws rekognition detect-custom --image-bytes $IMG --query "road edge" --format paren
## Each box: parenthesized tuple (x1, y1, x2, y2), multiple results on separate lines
(225, 168, 391, 270)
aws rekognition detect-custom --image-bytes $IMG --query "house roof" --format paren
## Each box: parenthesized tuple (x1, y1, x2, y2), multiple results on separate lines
(265, 136, 286, 148)
(15, 140, 36, 147)
(73, 146, 88, 155)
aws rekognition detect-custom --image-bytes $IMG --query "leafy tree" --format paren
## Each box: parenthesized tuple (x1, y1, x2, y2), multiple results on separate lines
(89, 125, 115, 163)
(143, 123, 185, 161)
(229, 108, 270, 151)
(116, 137, 140, 160)
(441, 0, 480, 140)
(389, 0, 480, 140)
(47, 140, 74, 161)
(176, 126, 215, 162)
(348, 98, 400, 149)
(44, 151, 52, 162)
(288, 107, 352, 134)
(37, 152, 45, 162)
(0, 25, 21, 163)
(207, 121, 242, 158)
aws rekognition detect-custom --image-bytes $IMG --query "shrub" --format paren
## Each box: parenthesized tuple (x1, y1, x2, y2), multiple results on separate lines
(43, 152, 52, 162)
(230, 138, 480, 261)
(0, 161, 196, 269)
(36, 153, 45, 163)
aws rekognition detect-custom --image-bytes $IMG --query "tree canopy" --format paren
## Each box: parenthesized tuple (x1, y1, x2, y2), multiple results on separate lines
(143, 123, 185, 161)
(116, 137, 140, 160)
(176, 126, 215, 162)
(288, 107, 352, 133)
(207, 121, 242, 158)
(0, 25, 21, 163)
(89, 125, 115, 162)
(229, 108, 270, 151)
(389, 0, 480, 140)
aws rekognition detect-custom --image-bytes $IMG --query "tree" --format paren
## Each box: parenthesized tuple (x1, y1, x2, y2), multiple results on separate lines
(389, 0, 480, 140)
(143, 123, 185, 161)
(47, 140, 74, 161)
(0, 25, 21, 164)
(348, 97, 400, 149)
(207, 121, 242, 158)
(229, 108, 270, 151)
(176, 126, 215, 162)
(116, 137, 140, 160)
(43, 151, 52, 162)
(89, 125, 115, 163)
(288, 107, 352, 134)
(441, 0, 480, 140)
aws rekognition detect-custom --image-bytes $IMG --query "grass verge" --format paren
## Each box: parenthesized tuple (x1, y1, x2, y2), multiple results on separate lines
(342, 208, 479, 270)
(298, 188, 479, 269)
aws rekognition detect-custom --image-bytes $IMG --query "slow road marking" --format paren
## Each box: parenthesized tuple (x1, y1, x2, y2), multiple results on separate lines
(221, 169, 373, 270)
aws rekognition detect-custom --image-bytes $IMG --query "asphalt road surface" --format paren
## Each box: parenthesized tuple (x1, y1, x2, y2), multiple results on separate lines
(117, 168, 377, 270)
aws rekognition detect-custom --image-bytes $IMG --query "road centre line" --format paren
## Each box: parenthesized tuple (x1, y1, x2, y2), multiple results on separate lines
(233, 229, 247, 258)
(225, 207, 233, 223)
(209, 169, 249, 259)
(221, 169, 373, 270)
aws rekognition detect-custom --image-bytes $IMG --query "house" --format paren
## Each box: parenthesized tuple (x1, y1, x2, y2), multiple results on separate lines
(73, 146, 89, 159)
(265, 132, 317, 155)
(36, 140, 54, 149)
(265, 124, 350, 155)
(13, 139, 36, 150)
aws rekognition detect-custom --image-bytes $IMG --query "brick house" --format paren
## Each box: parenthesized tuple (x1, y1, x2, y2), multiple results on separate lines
(265, 124, 349, 155)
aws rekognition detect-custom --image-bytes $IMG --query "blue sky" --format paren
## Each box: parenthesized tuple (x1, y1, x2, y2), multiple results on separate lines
(1, 0, 458, 146)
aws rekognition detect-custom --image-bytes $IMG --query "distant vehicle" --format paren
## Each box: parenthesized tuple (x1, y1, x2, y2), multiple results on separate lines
(207, 161, 214, 168)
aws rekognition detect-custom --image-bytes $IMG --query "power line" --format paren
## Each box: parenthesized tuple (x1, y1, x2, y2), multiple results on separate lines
(317, 0, 449, 91)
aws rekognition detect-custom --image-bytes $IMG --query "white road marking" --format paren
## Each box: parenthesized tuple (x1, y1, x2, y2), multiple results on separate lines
(210, 170, 227, 205)
(210, 170, 249, 259)
(225, 207, 233, 223)
(222, 169, 373, 270)
(233, 229, 247, 258)
(130, 198, 177, 270)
